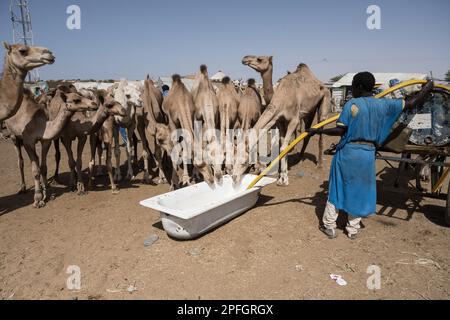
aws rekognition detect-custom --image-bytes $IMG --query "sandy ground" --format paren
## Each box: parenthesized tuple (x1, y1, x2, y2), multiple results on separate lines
(0, 134, 448, 300)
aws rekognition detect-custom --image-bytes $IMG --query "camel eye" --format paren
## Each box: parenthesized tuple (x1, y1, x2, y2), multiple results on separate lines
(257, 58, 262, 62)
(73, 99, 81, 104)
(19, 48, 28, 56)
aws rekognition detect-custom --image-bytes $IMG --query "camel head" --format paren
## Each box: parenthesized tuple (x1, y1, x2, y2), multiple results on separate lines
(231, 139, 250, 186)
(3, 42, 55, 72)
(155, 123, 173, 153)
(58, 90, 98, 112)
(97, 89, 127, 117)
(242, 55, 273, 74)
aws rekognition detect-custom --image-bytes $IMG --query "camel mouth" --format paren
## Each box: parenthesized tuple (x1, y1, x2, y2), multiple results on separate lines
(42, 57, 55, 64)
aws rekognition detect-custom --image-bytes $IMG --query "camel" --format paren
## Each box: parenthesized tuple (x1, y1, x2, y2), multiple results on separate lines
(162, 74, 214, 188)
(138, 75, 170, 184)
(238, 79, 262, 131)
(242, 55, 274, 105)
(111, 80, 141, 182)
(191, 65, 222, 182)
(217, 76, 240, 173)
(232, 63, 331, 186)
(46, 87, 127, 195)
(5, 88, 97, 208)
(1, 42, 55, 122)
(242, 55, 319, 156)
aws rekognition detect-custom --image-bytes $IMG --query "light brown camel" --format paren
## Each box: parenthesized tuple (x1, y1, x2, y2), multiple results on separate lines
(162, 74, 214, 188)
(242, 55, 322, 158)
(191, 65, 222, 182)
(5, 88, 97, 208)
(138, 75, 170, 184)
(46, 87, 127, 195)
(242, 55, 274, 105)
(232, 63, 331, 186)
(1, 42, 55, 121)
(217, 76, 240, 173)
(238, 79, 262, 131)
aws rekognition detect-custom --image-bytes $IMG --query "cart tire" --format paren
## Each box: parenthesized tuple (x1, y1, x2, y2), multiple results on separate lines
(446, 179, 450, 226)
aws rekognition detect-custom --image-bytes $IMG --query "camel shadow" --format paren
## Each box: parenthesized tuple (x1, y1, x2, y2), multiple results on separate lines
(0, 184, 67, 216)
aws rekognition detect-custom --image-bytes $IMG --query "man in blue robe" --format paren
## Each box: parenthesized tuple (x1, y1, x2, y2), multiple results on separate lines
(308, 72, 433, 240)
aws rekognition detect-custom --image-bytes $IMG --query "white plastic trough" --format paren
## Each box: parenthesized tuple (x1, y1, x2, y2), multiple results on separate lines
(139, 174, 276, 240)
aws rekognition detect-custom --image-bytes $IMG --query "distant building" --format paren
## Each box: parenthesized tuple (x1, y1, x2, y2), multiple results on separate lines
(210, 70, 227, 82)
(331, 72, 427, 111)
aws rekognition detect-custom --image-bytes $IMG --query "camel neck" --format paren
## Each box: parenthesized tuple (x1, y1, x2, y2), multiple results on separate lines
(90, 105, 109, 133)
(3, 57, 26, 84)
(261, 67, 274, 103)
(42, 106, 73, 140)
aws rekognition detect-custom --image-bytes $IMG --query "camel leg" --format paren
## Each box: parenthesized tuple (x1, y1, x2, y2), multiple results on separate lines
(316, 93, 331, 169)
(61, 138, 77, 192)
(23, 143, 45, 208)
(75, 136, 87, 195)
(105, 142, 119, 194)
(12, 136, 26, 194)
(125, 126, 135, 180)
(148, 132, 168, 184)
(278, 119, 300, 186)
(137, 122, 151, 184)
(181, 147, 191, 186)
(88, 134, 97, 190)
(113, 125, 122, 182)
(299, 113, 315, 159)
(133, 132, 138, 165)
(40, 140, 52, 201)
(53, 138, 61, 184)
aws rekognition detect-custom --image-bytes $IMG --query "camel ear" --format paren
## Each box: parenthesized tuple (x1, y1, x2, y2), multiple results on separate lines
(3, 42, 11, 53)
(269, 56, 273, 63)
(146, 74, 150, 80)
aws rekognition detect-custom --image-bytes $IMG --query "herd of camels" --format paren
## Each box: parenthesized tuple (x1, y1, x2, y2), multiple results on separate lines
(0, 42, 332, 208)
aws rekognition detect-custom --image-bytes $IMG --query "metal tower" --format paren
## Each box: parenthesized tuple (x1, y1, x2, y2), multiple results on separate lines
(10, 0, 39, 82)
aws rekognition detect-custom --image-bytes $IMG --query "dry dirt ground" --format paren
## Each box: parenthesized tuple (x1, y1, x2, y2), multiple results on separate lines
(0, 133, 448, 300)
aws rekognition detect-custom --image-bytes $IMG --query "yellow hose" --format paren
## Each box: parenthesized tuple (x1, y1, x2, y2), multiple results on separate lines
(247, 80, 450, 190)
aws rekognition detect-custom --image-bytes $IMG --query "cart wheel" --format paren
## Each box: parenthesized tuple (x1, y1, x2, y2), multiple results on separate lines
(446, 179, 450, 226)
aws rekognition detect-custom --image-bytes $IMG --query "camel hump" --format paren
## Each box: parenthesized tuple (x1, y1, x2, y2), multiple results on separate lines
(172, 74, 182, 83)
(222, 76, 231, 85)
(247, 78, 256, 87)
(200, 64, 208, 74)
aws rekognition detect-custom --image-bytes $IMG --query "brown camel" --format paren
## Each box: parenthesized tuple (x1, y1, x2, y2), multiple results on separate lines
(242, 55, 323, 158)
(138, 75, 170, 184)
(232, 63, 331, 186)
(191, 65, 222, 182)
(162, 74, 214, 188)
(1, 42, 55, 121)
(5, 88, 97, 208)
(217, 76, 240, 173)
(46, 88, 127, 195)
(238, 79, 262, 131)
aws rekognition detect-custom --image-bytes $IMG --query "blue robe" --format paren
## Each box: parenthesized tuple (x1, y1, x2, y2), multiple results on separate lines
(328, 97, 404, 217)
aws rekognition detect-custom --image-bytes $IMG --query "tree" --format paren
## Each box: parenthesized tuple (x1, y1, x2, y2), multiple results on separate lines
(330, 74, 344, 83)
(445, 70, 450, 82)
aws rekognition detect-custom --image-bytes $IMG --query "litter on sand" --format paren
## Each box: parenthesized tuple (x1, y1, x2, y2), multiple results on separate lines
(144, 235, 159, 247)
(330, 274, 348, 286)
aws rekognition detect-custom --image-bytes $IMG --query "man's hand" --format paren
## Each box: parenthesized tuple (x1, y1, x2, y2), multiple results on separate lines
(404, 79, 434, 111)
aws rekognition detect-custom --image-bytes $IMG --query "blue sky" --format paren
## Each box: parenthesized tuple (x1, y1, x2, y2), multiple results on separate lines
(1, 0, 449, 82)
